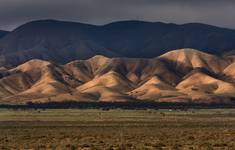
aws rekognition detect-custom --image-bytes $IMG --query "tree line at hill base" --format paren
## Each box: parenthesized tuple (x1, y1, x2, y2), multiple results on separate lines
(1, 101, 235, 110)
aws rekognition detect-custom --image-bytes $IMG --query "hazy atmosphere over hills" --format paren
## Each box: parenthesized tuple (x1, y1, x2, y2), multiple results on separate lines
(1, 0, 235, 30)
(1, 20, 235, 67)
(0, 48, 235, 104)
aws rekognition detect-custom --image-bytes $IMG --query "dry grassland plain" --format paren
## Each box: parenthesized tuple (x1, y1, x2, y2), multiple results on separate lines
(0, 109, 235, 149)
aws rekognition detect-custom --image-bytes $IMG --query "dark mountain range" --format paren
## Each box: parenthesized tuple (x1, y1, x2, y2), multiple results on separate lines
(0, 20, 235, 66)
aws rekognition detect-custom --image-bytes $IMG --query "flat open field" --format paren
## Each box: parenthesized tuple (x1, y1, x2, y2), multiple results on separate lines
(0, 109, 235, 149)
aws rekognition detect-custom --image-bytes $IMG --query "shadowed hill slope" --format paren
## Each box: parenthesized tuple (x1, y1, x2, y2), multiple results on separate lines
(1, 20, 235, 66)
(0, 30, 8, 39)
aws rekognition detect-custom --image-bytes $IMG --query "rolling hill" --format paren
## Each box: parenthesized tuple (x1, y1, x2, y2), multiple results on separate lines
(0, 48, 235, 104)
(1, 20, 235, 66)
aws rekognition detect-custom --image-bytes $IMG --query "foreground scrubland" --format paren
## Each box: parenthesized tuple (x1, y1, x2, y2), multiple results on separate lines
(0, 109, 235, 149)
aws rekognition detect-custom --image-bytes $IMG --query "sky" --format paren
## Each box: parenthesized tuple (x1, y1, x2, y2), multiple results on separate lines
(0, 0, 235, 31)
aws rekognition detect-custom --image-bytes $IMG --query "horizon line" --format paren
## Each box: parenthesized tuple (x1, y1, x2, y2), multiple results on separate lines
(1, 18, 234, 32)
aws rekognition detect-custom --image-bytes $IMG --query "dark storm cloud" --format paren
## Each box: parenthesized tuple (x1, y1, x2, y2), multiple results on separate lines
(0, 0, 235, 30)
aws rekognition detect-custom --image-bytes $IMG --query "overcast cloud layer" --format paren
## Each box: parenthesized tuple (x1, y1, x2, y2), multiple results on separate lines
(0, 0, 235, 30)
